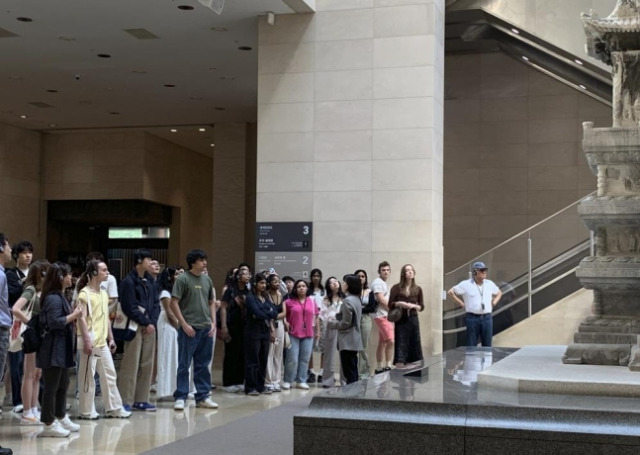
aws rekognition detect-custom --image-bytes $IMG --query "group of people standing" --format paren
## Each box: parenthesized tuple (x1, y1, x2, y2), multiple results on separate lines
(0, 233, 433, 453)
(216, 261, 427, 393)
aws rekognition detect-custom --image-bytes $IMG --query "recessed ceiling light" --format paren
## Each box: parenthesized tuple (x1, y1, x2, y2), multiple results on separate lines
(210, 27, 228, 32)
(522, 56, 529, 61)
(109, 111, 120, 115)
(178, 5, 194, 10)
(97, 53, 112, 58)
(210, 143, 215, 147)
(215, 107, 226, 111)
(199, 128, 206, 132)
(579, 84, 587, 90)
(238, 46, 252, 51)
(164, 84, 176, 88)
(16, 17, 33, 22)
(575, 59, 583, 65)
(46, 89, 59, 93)
(511, 28, 520, 34)
(170, 128, 177, 133)
(49, 123, 56, 127)
(19, 114, 27, 119)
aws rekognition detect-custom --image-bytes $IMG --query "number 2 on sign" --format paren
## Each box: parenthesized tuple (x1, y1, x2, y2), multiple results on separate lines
(302, 256, 309, 264)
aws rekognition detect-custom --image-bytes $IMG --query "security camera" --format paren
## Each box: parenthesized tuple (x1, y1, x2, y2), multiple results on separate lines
(74, 74, 80, 80)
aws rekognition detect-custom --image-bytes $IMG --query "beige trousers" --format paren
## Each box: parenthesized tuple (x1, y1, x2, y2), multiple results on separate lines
(117, 327, 155, 404)
(265, 322, 285, 385)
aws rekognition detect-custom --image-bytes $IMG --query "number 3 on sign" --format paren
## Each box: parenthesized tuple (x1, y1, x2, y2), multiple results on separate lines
(303, 225, 309, 235)
(302, 256, 309, 265)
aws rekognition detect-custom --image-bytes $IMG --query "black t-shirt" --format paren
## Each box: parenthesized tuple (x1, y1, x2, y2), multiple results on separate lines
(222, 286, 249, 328)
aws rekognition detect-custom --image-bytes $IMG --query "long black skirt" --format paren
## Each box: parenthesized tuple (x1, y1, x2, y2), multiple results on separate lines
(393, 313, 423, 364)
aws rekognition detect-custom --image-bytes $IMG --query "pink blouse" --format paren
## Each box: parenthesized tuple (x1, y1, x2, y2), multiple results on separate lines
(285, 297, 318, 338)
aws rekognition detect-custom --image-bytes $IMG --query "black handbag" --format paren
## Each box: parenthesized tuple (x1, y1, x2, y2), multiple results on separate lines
(387, 307, 403, 323)
(362, 291, 378, 314)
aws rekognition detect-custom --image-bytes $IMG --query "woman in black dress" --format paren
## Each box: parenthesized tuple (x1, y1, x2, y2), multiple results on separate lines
(388, 264, 424, 367)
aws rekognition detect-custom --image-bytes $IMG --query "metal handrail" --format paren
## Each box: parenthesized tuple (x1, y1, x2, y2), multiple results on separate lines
(445, 191, 595, 277)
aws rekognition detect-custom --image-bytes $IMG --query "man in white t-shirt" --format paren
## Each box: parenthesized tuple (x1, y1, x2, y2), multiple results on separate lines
(370, 261, 394, 373)
(448, 261, 502, 347)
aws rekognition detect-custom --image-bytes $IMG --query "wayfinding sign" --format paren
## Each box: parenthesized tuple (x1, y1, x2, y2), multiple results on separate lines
(255, 222, 312, 279)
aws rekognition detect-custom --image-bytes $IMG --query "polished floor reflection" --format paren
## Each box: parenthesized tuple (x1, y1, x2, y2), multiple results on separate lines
(0, 354, 320, 455)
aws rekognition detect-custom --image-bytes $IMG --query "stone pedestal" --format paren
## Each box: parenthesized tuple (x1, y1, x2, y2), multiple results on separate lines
(294, 348, 640, 455)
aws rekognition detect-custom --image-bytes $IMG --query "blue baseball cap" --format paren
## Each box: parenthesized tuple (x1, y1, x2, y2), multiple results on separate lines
(472, 261, 487, 270)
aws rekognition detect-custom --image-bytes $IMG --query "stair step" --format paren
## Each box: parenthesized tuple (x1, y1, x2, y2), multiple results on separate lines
(574, 332, 638, 344)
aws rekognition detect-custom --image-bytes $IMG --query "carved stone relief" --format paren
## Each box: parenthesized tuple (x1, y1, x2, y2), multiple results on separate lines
(605, 226, 640, 255)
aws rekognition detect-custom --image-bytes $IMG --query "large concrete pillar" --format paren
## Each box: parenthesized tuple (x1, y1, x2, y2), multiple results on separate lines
(257, 0, 444, 355)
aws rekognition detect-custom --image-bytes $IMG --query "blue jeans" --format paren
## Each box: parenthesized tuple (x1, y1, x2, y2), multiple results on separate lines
(465, 314, 493, 347)
(0, 327, 9, 385)
(174, 327, 213, 402)
(283, 336, 313, 384)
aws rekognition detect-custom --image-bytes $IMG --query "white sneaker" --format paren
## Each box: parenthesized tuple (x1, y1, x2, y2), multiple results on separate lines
(233, 384, 244, 393)
(57, 415, 80, 432)
(77, 411, 100, 420)
(297, 382, 309, 390)
(174, 399, 185, 411)
(105, 408, 132, 418)
(20, 414, 42, 426)
(196, 398, 218, 409)
(13, 404, 24, 413)
(40, 420, 70, 438)
(282, 382, 291, 390)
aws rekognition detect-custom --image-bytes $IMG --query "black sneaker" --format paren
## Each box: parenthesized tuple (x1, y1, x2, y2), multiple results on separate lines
(383, 367, 391, 371)
(307, 371, 316, 383)
(316, 375, 322, 383)
(374, 368, 384, 375)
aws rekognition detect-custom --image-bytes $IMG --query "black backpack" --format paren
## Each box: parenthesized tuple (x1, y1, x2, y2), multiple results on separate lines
(22, 312, 47, 354)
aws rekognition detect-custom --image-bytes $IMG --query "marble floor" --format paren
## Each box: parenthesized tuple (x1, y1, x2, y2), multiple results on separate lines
(0, 350, 323, 455)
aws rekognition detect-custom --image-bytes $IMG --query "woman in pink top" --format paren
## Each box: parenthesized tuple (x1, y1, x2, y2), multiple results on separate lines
(282, 280, 319, 390)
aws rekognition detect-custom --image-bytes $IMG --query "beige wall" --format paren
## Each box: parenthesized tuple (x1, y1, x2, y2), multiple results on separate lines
(257, 0, 445, 355)
(443, 51, 610, 274)
(143, 134, 213, 266)
(43, 131, 213, 266)
(211, 123, 251, 290)
(0, 123, 44, 254)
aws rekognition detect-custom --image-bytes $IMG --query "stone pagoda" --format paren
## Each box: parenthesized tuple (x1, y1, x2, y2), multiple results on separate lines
(563, 0, 640, 370)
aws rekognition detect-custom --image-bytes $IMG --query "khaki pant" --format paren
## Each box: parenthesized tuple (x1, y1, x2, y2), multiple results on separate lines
(265, 322, 285, 385)
(117, 327, 155, 405)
